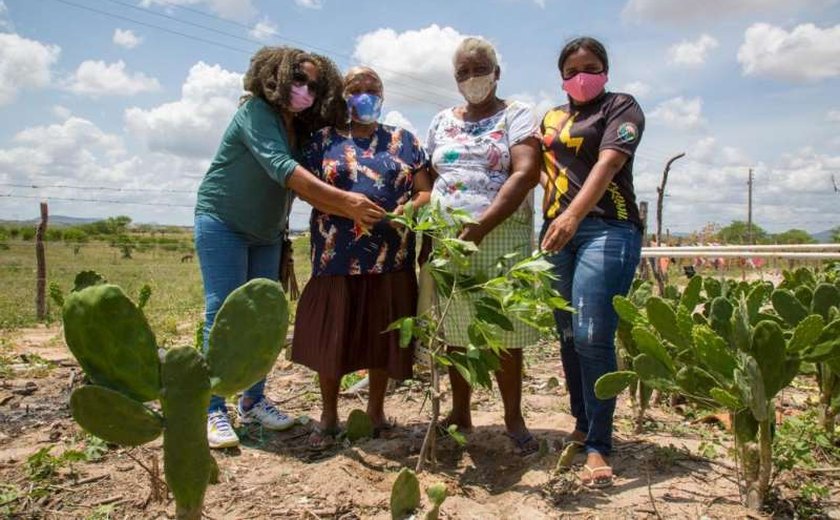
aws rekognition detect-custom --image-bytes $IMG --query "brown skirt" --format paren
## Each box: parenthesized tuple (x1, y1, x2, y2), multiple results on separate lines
(291, 269, 417, 380)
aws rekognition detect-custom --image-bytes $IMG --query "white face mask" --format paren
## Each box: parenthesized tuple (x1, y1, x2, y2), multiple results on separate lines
(457, 72, 496, 104)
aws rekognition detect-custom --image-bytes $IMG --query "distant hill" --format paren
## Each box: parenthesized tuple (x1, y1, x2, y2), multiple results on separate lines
(13, 215, 102, 227)
(813, 228, 837, 243)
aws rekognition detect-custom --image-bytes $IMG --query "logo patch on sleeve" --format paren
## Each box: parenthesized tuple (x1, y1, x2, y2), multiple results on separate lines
(617, 122, 638, 143)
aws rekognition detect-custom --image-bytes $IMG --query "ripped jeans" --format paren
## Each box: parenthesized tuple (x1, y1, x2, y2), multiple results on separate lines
(541, 217, 641, 456)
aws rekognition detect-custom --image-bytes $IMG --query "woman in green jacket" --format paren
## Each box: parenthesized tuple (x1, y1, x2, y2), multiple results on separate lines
(195, 47, 385, 449)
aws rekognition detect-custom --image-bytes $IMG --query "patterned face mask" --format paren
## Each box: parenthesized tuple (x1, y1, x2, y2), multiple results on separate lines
(346, 93, 383, 124)
(457, 72, 497, 104)
(289, 84, 315, 112)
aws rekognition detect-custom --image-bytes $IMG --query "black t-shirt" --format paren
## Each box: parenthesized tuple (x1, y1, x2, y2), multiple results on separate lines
(540, 92, 645, 226)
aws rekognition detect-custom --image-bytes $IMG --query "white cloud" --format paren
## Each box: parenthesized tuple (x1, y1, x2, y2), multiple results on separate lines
(828, 109, 840, 123)
(621, 81, 652, 98)
(52, 105, 72, 120)
(533, 0, 546, 7)
(382, 110, 418, 135)
(294, 0, 323, 8)
(509, 90, 558, 120)
(113, 28, 142, 49)
(0, 33, 60, 106)
(0, 117, 125, 182)
(65, 60, 161, 96)
(667, 34, 718, 66)
(353, 24, 468, 106)
(139, 0, 256, 22)
(692, 136, 750, 166)
(125, 61, 243, 158)
(649, 96, 705, 130)
(623, 0, 829, 23)
(632, 147, 839, 232)
(737, 23, 840, 81)
(249, 18, 278, 41)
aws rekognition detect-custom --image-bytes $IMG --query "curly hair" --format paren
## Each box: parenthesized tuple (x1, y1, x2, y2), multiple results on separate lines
(241, 46, 346, 134)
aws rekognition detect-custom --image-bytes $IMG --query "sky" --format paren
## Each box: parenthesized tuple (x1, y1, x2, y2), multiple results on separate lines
(0, 0, 839, 234)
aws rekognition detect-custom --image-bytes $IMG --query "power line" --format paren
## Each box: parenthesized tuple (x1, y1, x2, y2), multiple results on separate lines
(46, 0, 455, 108)
(0, 182, 195, 194)
(0, 193, 194, 208)
(49, 0, 256, 55)
(120, 0, 462, 102)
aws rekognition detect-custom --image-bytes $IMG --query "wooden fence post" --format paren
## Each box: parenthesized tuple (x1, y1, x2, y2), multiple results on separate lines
(35, 201, 48, 321)
(639, 201, 651, 279)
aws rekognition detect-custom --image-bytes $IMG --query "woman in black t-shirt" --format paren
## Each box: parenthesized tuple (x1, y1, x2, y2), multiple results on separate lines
(540, 37, 645, 488)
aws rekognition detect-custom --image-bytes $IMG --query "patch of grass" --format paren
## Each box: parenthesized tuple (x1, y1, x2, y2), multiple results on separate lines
(774, 410, 840, 471)
(85, 505, 114, 520)
(0, 484, 22, 516)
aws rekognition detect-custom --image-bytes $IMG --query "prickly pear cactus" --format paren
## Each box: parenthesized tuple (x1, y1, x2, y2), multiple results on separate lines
(63, 277, 289, 520)
(346, 409, 374, 441)
(63, 284, 160, 402)
(206, 278, 290, 396)
(390, 468, 421, 520)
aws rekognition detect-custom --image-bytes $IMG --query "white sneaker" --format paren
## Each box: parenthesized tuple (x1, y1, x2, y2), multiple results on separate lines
(237, 397, 295, 431)
(207, 411, 239, 449)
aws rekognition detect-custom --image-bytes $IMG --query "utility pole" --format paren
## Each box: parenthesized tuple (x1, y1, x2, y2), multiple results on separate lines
(747, 168, 754, 245)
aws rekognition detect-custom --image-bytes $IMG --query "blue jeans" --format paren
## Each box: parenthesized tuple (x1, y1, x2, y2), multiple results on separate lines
(194, 213, 282, 414)
(541, 217, 641, 456)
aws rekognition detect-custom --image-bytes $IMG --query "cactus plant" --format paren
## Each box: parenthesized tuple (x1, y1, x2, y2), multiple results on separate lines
(63, 278, 289, 519)
(597, 269, 839, 510)
(346, 409, 374, 441)
(390, 468, 421, 520)
(424, 482, 448, 520)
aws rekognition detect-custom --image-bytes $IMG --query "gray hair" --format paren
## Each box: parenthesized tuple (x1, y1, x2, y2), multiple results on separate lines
(453, 37, 498, 68)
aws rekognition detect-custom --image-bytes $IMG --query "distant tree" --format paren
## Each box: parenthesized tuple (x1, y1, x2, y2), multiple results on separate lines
(62, 228, 89, 243)
(773, 228, 816, 244)
(717, 220, 768, 244)
(833, 226, 840, 244)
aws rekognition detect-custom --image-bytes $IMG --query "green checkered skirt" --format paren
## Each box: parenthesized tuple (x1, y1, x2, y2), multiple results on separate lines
(439, 212, 540, 348)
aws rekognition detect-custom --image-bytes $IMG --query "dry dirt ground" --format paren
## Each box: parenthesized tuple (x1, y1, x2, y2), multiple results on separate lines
(1, 325, 838, 519)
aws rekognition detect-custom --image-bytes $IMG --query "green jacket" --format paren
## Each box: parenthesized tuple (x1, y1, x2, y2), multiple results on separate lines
(196, 96, 299, 243)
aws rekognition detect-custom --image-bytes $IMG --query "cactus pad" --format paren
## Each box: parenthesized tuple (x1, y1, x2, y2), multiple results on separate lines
(390, 468, 421, 519)
(594, 371, 637, 399)
(346, 409, 374, 441)
(207, 279, 289, 396)
(160, 346, 215, 520)
(63, 284, 160, 402)
(70, 385, 163, 446)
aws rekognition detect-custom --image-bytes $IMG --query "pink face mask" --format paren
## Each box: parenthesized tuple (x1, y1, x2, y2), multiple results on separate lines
(289, 84, 315, 112)
(562, 72, 608, 104)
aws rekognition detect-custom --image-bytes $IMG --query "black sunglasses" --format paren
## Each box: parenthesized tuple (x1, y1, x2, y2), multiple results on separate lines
(292, 71, 319, 91)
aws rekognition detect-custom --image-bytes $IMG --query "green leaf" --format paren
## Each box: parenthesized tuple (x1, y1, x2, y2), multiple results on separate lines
(732, 296, 752, 353)
(613, 295, 641, 325)
(680, 275, 703, 311)
(788, 314, 825, 352)
(632, 353, 674, 389)
(631, 326, 675, 373)
(812, 283, 839, 320)
(771, 289, 809, 327)
(735, 356, 768, 422)
(710, 387, 742, 410)
(751, 320, 788, 397)
(646, 297, 689, 349)
(399, 318, 414, 348)
(594, 371, 638, 399)
(475, 303, 514, 332)
(704, 277, 722, 299)
(692, 325, 738, 380)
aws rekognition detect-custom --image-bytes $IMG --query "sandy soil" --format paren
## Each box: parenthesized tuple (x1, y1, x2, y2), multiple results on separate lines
(1, 325, 837, 519)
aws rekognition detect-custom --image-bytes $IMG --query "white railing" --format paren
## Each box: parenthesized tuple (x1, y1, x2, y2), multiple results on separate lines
(641, 243, 840, 259)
